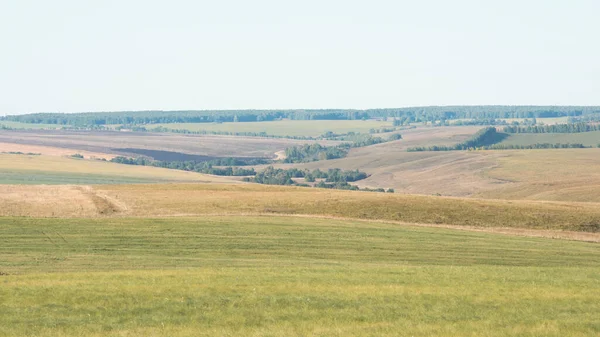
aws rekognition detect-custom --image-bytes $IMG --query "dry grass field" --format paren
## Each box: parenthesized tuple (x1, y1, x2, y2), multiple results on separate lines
(2, 183, 600, 239)
(476, 149, 600, 202)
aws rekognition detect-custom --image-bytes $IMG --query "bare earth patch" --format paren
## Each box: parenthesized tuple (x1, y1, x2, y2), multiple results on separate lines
(0, 142, 115, 159)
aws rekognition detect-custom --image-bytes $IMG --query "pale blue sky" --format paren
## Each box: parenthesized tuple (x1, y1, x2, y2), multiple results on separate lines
(1, 0, 599, 115)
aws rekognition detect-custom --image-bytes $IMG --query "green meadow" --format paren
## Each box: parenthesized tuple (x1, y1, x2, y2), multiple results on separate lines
(0, 169, 166, 185)
(1, 216, 599, 336)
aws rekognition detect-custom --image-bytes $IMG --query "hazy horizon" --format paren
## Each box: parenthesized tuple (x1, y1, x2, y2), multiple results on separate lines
(2, 0, 599, 115)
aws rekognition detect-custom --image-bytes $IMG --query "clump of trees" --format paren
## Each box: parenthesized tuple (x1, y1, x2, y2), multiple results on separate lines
(503, 123, 600, 134)
(243, 167, 393, 192)
(249, 167, 368, 186)
(283, 144, 348, 163)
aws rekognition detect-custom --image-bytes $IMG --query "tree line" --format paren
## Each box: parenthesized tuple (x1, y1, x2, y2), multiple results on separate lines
(110, 156, 257, 176)
(407, 127, 501, 152)
(4, 106, 599, 126)
(282, 133, 401, 163)
(503, 123, 600, 134)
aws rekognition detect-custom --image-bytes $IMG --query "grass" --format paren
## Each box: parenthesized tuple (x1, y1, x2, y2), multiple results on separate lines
(0, 170, 170, 185)
(0, 216, 599, 336)
(0, 154, 236, 184)
(499, 131, 600, 147)
(151, 120, 394, 137)
(0, 121, 69, 129)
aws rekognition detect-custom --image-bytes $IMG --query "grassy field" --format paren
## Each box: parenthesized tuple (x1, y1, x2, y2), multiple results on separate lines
(151, 120, 394, 137)
(0, 154, 236, 185)
(498, 131, 600, 147)
(1, 215, 599, 336)
(0, 121, 68, 129)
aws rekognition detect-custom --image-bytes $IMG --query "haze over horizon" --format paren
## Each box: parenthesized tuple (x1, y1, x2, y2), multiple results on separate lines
(2, 0, 599, 115)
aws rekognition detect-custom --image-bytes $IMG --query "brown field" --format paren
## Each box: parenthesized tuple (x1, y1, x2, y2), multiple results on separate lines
(0, 130, 340, 159)
(0, 142, 115, 159)
(476, 148, 600, 202)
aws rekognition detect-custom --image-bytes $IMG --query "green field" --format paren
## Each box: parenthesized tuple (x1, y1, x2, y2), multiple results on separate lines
(0, 169, 170, 185)
(0, 121, 68, 130)
(150, 120, 394, 137)
(0, 154, 236, 185)
(499, 131, 600, 147)
(1, 215, 599, 336)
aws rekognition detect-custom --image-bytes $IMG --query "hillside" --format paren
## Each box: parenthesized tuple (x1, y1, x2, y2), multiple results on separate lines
(0, 154, 237, 185)
(498, 130, 600, 147)
(1, 183, 598, 239)
(476, 148, 600, 202)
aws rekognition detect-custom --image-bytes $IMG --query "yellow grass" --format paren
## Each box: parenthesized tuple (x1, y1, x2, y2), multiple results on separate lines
(477, 149, 600, 202)
(2, 183, 600, 236)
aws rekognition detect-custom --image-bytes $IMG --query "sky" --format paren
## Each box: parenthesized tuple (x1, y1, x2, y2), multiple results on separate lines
(1, 0, 599, 115)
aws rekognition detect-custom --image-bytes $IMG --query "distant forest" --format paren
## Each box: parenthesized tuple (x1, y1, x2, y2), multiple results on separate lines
(3, 106, 600, 126)
(503, 123, 600, 134)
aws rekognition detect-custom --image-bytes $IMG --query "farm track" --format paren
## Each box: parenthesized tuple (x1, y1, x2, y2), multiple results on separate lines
(76, 186, 128, 215)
